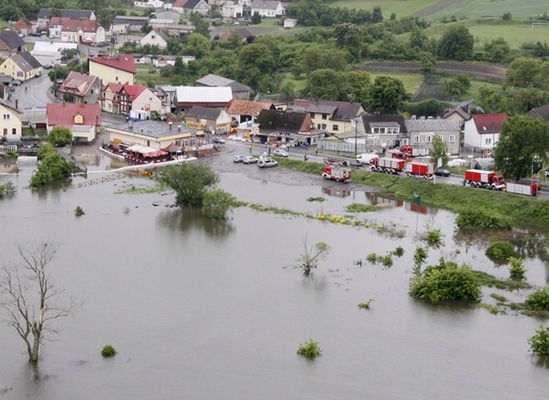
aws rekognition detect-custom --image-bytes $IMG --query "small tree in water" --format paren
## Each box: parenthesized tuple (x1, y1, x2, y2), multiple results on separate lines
(159, 163, 219, 207)
(0, 243, 73, 364)
(296, 240, 330, 276)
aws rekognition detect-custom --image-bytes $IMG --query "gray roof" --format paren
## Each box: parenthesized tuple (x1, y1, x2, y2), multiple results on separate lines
(443, 99, 472, 120)
(196, 74, 234, 87)
(0, 30, 24, 50)
(292, 99, 363, 122)
(37, 8, 94, 20)
(109, 120, 200, 138)
(361, 114, 407, 134)
(113, 16, 150, 26)
(186, 106, 223, 120)
(527, 104, 549, 122)
(251, 0, 281, 10)
(10, 52, 41, 72)
(183, 0, 209, 9)
(405, 118, 461, 132)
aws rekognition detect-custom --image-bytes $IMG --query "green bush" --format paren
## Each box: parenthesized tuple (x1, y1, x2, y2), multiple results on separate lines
(367, 253, 378, 264)
(345, 203, 378, 213)
(381, 254, 393, 268)
(485, 241, 517, 264)
(306, 196, 325, 202)
(529, 326, 549, 356)
(101, 344, 117, 358)
(524, 288, 549, 312)
(48, 126, 72, 147)
(422, 228, 444, 249)
(297, 339, 321, 359)
(0, 181, 16, 199)
(456, 209, 511, 231)
(410, 260, 482, 304)
(358, 299, 374, 310)
(159, 163, 219, 207)
(201, 189, 234, 219)
(508, 257, 527, 280)
(393, 246, 404, 257)
(30, 144, 73, 188)
(74, 206, 85, 217)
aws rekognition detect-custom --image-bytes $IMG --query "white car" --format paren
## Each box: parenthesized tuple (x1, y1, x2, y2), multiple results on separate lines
(448, 158, 468, 167)
(273, 148, 288, 157)
(243, 156, 258, 164)
(228, 135, 244, 142)
(233, 154, 245, 163)
(258, 158, 278, 168)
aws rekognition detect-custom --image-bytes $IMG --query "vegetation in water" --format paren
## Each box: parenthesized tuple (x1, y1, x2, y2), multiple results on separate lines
(0, 181, 16, 199)
(296, 240, 330, 276)
(101, 345, 117, 358)
(345, 203, 379, 213)
(306, 196, 325, 202)
(74, 206, 85, 217)
(159, 163, 219, 208)
(456, 210, 511, 231)
(485, 240, 517, 265)
(48, 127, 72, 147)
(529, 326, 549, 356)
(297, 339, 321, 359)
(30, 143, 73, 188)
(201, 189, 234, 219)
(490, 293, 509, 303)
(508, 257, 527, 280)
(114, 182, 165, 194)
(523, 288, 549, 314)
(381, 254, 393, 268)
(478, 303, 500, 315)
(367, 253, 379, 264)
(409, 259, 482, 304)
(422, 228, 444, 249)
(358, 299, 374, 310)
(412, 247, 428, 278)
(471, 270, 530, 291)
(393, 246, 405, 257)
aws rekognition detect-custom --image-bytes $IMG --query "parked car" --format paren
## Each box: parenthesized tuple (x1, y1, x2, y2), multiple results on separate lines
(258, 158, 278, 168)
(243, 156, 258, 164)
(273, 148, 288, 157)
(12, 80, 22, 86)
(212, 137, 226, 144)
(233, 154, 245, 163)
(228, 135, 244, 142)
(434, 167, 451, 177)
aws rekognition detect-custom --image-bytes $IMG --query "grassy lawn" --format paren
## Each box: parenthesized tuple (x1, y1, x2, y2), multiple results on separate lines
(135, 65, 171, 86)
(329, 0, 438, 17)
(280, 73, 307, 93)
(368, 72, 424, 95)
(466, 79, 499, 101)
(427, 0, 549, 19)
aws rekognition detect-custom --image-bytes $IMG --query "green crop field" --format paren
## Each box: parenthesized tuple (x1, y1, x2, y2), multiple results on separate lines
(368, 72, 424, 94)
(330, 0, 438, 17)
(135, 65, 171, 86)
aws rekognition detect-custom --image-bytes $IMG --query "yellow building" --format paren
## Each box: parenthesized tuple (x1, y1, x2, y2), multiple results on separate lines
(291, 99, 365, 134)
(89, 54, 136, 85)
(0, 52, 42, 81)
(0, 99, 23, 139)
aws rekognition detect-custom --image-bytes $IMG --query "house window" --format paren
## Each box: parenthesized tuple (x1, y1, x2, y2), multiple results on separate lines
(414, 135, 419, 143)
(485, 138, 492, 145)
(333, 124, 339, 131)
(3, 114, 9, 120)
(12, 128, 16, 135)
(449, 135, 455, 143)
(322, 113, 327, 120)
(310, 113, 315, 119)
(426, 136, 432, 143)
(321, 124, 326, 129)
(372, 127, 381, 134)
(3, 128, 7, 135)
(317, 124, 321, 129)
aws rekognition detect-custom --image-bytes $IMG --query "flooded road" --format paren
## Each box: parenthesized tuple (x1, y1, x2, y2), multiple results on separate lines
(0, 152, 548, 399)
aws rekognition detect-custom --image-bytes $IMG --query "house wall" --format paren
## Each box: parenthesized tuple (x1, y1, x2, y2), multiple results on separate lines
(0, 58, 42, 81)
(463, 119, 500, 150)
(309, 112, 353, 134)
(140, 31, 168, 48)
(101, 87, 119, 113)
(132, 88, 163, 114)
(0, 105, 22, 139)
(407, 130, 460, 155)
(252, 3, 284, 17)
(107, 127, 202, 150)
(90, 61, 135, 85)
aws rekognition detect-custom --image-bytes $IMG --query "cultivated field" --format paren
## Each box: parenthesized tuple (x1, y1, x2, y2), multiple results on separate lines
(330, 0, 438, 17)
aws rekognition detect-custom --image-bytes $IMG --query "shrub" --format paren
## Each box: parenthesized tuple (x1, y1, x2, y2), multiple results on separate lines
(30, 144, 73, 188)
(456, 209, 511, 231)
(393, 246, 404, 257)
(48, 127, 72, 147)
(422, 228, 444, 249)
(410, 260, 482, 304)
(101, 345, 117, 358)
(524, 288, 549, 312)
(358, 299, 374, 310)
(381, 254, 393, 268)
(412, 247, 428, 277)
(297, 339, 321, 359)
(159, 163, 219, 207)
(367, 253, 379, 264)
(508, 257, 527, 280)
(0, 181, 16, 199)
(74, 206, 85, 217)
(296, 241, 330, 276)
(529, 326, 549, 355)
(485, 241, 517, 265)
(306, 196, 325, 202)
(345, 203, 378, 213)
(201, 189, 234, 219)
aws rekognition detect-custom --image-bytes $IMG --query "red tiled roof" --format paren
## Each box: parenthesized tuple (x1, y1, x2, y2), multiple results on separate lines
(472, 114, 507, 134)
(228, 100, 273, 117)
(47, 103, 101, 127)
(122, 84, 147, 102)
(58, 72, 98, 97)
(49, 17, 70, 27)
(61, 19, 100, 33)
(89, 54, 136, 74)
(173, 0, 189, 7)
(14, 18, 33, 30)
(104, 82, 124, 93)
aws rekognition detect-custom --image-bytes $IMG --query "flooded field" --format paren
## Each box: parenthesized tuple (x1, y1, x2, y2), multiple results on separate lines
(0, 152, 548, 399)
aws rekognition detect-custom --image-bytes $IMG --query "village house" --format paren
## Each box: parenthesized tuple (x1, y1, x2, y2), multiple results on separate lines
(463, 114, 507, 151)
(140, 30, 169, 49)
(37, 8, 96, 29)
(0, 99, 22, 140)
(257, 109, 322, 146)
(250, 0, 285, 17)
(172, 0, 211, 15)
(0, 52, 42, 81)
(291, 99, 365, 134)
(404, 118, 461, 155)
(13, 18, 35, 36)
(48, 17, 70, 38)
(356, 114, 407, 150)
(221, 1, 244, 18)
(196, 74, 251, 100)
(89, 54, 136, 85)
(134, 0, 167, 8)
(153, 10, 182, 23)
(228, 99, 274, 123)
(46, 102, 101, 143)
(175, 86, 233, 112)
(106, 119, 204, 151)
(0, 75, 13, 99)
(58, 72, 102, 104)
(101, 83, 163, 119)
(443, 99, 472, 126)
(30, 41, 78, 68)
(111, 16, 150, 34)
(151, 87, 172, 114)
(185, 106, 231, 134)
(0, 30, 25, 58)
(527, 104, 549, 122)
(60, 20, 106, 44)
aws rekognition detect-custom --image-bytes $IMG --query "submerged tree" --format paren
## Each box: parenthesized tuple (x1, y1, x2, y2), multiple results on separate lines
(0, 243, 73, 364)
(296, 240, 330, 276)
(159, 163, 219, 207)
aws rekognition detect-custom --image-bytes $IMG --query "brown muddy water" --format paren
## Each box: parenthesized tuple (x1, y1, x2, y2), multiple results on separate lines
(0, 155, 548, 400)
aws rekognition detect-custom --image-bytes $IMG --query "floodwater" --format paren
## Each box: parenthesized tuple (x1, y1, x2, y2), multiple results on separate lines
(0, 152, 549, 399)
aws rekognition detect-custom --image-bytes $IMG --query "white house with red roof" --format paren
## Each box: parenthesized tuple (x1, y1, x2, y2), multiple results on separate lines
(100, 83, 163, 119)
(60, 19, 106, 44)
(464, 113, 507, 150)
(89, 54, 136, 85)
(46, 103, 101, 142)
(173, 0, 211, 15)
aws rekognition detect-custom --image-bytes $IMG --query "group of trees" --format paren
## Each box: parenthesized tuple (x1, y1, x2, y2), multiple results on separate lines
(30, 143, 73, 188)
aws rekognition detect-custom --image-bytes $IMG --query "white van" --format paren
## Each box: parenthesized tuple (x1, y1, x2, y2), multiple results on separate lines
(356, 153, 379, 165)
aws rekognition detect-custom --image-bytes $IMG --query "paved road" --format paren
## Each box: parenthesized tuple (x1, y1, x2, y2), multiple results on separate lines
(12, 73, 52, 111)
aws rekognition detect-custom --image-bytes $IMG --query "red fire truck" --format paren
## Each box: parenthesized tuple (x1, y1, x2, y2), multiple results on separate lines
(370, 157, 406, 174)
(405, 162, 434, 179)
(463, 169, 506, 190)
(322, 165, 352, 182)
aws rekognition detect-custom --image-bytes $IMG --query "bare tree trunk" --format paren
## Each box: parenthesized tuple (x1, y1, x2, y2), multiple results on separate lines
(30, 328, 40, 364)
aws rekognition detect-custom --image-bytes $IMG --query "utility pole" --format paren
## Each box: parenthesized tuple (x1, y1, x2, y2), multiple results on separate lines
(352, 117, 358, 157)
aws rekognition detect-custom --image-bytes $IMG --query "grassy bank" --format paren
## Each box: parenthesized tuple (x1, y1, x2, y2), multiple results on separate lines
(275, 158, 549, 230)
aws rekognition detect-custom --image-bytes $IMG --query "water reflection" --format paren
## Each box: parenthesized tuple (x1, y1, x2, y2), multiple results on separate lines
(531, 355, 549, 369)
(322, 186, 351, 198)
(157, 208, 234, 239)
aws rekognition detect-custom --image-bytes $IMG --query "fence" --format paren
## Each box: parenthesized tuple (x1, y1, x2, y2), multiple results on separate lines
(318, 140, 368, 154)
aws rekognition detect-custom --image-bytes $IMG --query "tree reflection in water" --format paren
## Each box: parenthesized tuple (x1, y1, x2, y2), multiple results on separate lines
(156, 208, 234, 239)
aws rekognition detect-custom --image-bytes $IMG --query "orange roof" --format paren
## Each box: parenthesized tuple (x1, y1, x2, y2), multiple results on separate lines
(90, 54, 136, 74)
(122, 84, 147, 102)
(61, 19, 100, 33)
(228, 100, 273, 117)
(47, 103, 101, 127)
